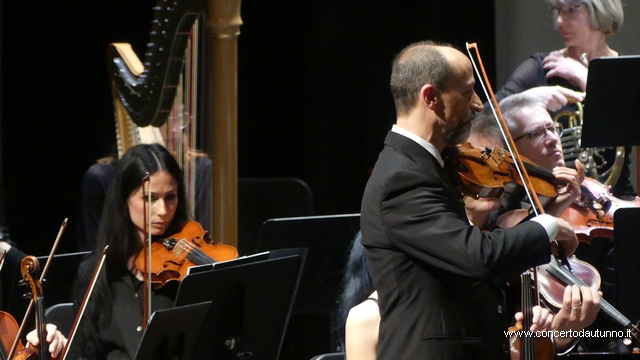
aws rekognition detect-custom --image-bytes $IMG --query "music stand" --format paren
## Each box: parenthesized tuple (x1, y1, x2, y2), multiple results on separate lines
(613, 208, 640, 323)
(174, 249, 306, 360)
(133, 301, 212, 360)
(256, 214, 360, 360)
(582, 56, 640, 148)
(256, 214, 360, 314)
(186, 251, 272, 275)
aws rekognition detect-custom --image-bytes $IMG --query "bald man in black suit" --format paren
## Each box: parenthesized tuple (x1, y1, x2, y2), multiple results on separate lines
(360, 41, 579, 360)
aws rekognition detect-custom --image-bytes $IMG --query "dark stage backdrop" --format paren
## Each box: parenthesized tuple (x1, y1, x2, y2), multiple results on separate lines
(1, 1, 496, 256)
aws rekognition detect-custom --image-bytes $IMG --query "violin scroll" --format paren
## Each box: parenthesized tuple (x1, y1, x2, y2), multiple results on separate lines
(19, 257, 42, 301)
(14, 256, 50, 360)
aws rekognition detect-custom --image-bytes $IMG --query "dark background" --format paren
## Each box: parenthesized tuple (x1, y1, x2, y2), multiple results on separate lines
(1, 0, 496, 256)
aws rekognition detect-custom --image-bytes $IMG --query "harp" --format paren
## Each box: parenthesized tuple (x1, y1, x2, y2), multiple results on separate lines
(107, 0, 242, 247)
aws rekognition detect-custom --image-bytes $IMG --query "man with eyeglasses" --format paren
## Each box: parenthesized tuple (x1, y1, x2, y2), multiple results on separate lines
(498, 91, 585, 218)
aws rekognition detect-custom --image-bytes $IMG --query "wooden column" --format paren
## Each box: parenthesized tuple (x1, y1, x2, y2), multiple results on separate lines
(207, 0, 242, 248)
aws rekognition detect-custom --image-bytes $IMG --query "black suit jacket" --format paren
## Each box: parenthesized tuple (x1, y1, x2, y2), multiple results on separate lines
(360, 131, 552, 359)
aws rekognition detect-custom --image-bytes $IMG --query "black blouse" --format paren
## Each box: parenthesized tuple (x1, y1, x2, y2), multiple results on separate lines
(68, 270, 178, 360)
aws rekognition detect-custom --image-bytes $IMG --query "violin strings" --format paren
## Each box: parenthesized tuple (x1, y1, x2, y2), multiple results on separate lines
(555, 262, 631, 328)
(173, 239, 215, 264)
(523, 271, 535, 358)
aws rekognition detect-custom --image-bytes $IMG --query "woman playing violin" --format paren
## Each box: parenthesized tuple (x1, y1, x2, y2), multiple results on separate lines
(67, 143, 190, 359)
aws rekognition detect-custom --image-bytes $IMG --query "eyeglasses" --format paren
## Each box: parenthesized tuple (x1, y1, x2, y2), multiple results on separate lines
(551, 2, 586, 19)
(514, 123, 564, 142)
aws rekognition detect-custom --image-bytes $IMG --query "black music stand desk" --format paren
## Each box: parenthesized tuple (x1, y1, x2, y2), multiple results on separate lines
(174, 249, 306, 360)
(613, 208, 640, 324)
(582, 56, 640, 148)
(256, 214, 360, 360)
(133, 301, 212, 360)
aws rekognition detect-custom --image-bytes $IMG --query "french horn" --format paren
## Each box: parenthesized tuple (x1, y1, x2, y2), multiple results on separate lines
(554, 102, 625, 187)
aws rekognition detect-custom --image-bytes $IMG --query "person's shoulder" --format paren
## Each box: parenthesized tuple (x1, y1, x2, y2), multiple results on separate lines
(530, 52, 549, 61)
(84, 161, 117, 179)
(346, 298, 380, 329)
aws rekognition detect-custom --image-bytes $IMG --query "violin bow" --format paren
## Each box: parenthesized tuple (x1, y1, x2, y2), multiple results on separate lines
(466, 43, 572, 357)
(465, 43, 572, 271)
(141, 173, 152, 330)
(7, 218, 68, 359)
(465, 44, 546, 216)
(0, 249, 6, 273)
(59, 245, 109, 360)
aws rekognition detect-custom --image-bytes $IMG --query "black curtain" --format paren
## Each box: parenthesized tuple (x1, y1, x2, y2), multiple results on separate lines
(238, 1, 496, 216)
(2, 0, 495, 255)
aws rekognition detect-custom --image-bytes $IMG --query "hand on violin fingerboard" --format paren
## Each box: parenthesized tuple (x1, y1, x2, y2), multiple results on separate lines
(514, 306, 553, 332)
(552, 285, 602, 351)
(25, 323, 68, 358)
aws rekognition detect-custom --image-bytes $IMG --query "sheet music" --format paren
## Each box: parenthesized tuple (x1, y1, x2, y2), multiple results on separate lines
(186, 251, 272, 275)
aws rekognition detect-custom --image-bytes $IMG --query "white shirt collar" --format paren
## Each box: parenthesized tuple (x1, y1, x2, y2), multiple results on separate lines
(391, 125, 444, 167)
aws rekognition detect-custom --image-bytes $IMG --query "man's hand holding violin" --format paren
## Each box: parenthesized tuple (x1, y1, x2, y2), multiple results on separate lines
(549, 216, 579, 259)
(546, 160, 585, 217)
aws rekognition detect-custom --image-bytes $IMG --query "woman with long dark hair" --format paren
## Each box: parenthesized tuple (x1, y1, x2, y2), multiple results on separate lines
(336, 232, 378, 360)
(68, 143, 190, 359)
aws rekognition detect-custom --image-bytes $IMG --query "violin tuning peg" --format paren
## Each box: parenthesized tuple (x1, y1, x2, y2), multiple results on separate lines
(21, 292, 32, 300)
(18, 279, 26, 286)
(597, 196, 612, 213)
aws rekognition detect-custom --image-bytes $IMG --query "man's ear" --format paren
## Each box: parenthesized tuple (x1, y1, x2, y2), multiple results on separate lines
(421, 84, 439, 110)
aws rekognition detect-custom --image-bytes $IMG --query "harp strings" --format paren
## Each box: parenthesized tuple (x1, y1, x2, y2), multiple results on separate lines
(160, 18, 200, 220)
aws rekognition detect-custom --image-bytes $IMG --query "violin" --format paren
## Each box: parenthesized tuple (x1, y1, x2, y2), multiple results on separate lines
(537, 257, 640, 347)
(508, 270, 555, 360)
(0, 250, 25, 360)
(561, 177, 640, 243)
(134, 220, 238, 288)
(13, 256, 58, 360)
(492, 177, 640, 346)
(0, 312, 21, 360)
(448, 142, 565, 200)
(490, 169, 640, 347)
(0, 219, 69, 360)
